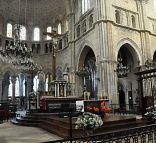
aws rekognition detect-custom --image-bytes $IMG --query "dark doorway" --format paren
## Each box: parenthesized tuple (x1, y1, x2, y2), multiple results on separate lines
(84, 49, 96, 98)
(119, 90, 126, 109)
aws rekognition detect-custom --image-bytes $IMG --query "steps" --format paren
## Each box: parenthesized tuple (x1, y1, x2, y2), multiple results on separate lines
(39, 114, 148, 138)
(11, 112, 149, 139)
(11, 111, 53, 126)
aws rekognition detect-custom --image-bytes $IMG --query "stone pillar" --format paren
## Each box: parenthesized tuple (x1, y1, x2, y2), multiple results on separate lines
(11, 76, 16, 105)
(95, 0, 118, 104)
(19, 74, 25, 97)
(67, 12, 76, 97)
(0, 75, 3, 101)
(0, 15, 4, 35)
(64, 84, 67, 97)
(2, 75, 10, 102)
(26, 73, 34, 110)
(136, 1, 151, 62)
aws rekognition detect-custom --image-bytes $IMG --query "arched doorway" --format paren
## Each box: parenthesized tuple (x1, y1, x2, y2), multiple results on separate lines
(117, 43, 140, 110)
(77, 46, 97, 98)
(84, 50, 96, 97)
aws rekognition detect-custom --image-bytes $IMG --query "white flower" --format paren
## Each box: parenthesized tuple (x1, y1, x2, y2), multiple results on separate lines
(75, 112, 103, 130)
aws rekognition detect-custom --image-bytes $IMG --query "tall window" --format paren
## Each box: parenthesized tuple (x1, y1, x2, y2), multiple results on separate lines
(82, 0, 90, 14)
(33, 75, 39, 92)
(34, 27, 40, 41)
(23, 78, 25, 96)
(8, 77, 20, 97)
(20, 25, 26, 40)
(58, 23, 62, 35)
(47, 26, 52, 40)
(8, 77, 12, 97)
(45, 76, 48, 92)
(7, 23, 12, 38)
(15, 77, 20, 97)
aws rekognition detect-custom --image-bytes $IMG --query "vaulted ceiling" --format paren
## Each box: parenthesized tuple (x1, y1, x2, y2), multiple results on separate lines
(0, 0, 67, 27)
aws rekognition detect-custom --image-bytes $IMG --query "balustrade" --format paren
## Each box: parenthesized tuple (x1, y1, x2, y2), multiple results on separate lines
(42, 124, 156, 143)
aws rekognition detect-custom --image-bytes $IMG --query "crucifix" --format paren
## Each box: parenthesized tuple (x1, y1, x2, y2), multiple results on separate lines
(43, 30, 63, 80)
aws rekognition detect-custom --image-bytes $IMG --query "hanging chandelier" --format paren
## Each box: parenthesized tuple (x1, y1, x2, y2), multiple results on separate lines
(0, 24, 34, 70)
(76, 66, 91, 77)
(116, 56, 129, 78)
(0, 0, 40, 71)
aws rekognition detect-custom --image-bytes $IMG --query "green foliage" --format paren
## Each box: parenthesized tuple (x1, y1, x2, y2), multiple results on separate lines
(145, 106, 156, 123)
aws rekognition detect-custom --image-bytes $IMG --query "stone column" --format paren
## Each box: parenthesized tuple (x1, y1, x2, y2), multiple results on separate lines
(11, 76, 16, 105)
(0, 75, 3, 101)
(95, 0, 118, 104)
(67, 12, 76, 97)
(64, 84, 67, 97)
(57, 83, 60, 97)
(19, 74, 24, 97)
(136, 1, 151, 62)
(2, 75, 10, 102)
(55, 83, 57, 97)
(26, 73, 34, 110)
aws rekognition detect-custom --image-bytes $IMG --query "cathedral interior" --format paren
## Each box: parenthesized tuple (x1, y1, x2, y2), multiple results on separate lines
(0, 0, 156, 142)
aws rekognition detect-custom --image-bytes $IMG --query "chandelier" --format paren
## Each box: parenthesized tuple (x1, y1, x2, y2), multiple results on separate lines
(76, 67, 91, 77)
(0, 0, 40, 71)
(116, 55, 129, 78)
(0, 24, 34, 70)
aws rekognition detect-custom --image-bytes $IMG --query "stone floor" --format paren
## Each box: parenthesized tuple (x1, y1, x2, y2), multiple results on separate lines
(0, 122, 61, 143)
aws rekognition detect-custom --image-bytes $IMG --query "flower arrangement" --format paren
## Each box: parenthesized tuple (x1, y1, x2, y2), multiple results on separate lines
(75, 112, 103, 131)
(145, 106, 156, 123)
(85, 101, 111, 117)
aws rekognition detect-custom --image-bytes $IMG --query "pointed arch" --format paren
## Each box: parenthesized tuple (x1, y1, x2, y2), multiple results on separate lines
(76, 40, 97, 69)
(116, 38, 142, 65)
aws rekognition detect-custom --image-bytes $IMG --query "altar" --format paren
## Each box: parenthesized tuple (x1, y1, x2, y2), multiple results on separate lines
(40, 96, 83, 112)
(76, 99, 109, 112)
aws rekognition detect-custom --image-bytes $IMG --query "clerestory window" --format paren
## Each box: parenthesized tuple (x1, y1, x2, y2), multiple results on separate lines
(34, 27, 40, 41)
(7, 23, 12, 38)
(20, 25, 26, 40)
